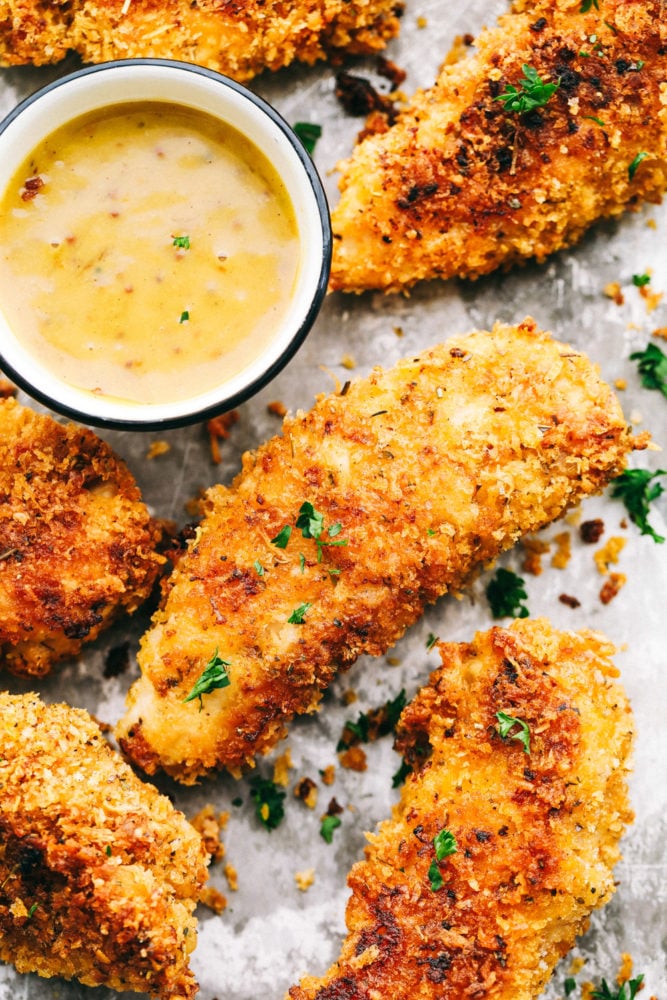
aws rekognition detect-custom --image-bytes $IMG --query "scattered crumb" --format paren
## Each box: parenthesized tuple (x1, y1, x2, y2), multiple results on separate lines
(295, 868, 315, 892)
(342, 689, 358, 706)
(594, 536, 627, 575)
(565, 508, 582, 527)
(614, 378, 627, 391)
(600, 572, 627, 604)
(190, 805, 228, 864)
(393, 325, 404, 337)
(0, 379, 17, 398)
(638, 284, 663, 312)
(206, 410, 239, 464)
(568, 957, 586, 975)
(653, 326, 667, 341)
(103, 642, 130, 679)
(146, 440, 170, 460)
(223, 863, 238, 892)
(199, 886, 227, 914)
(559, 593, 581, 609)
(267, 400, 287, 417)
(273, 748, 293, 788)
(646, 218, 657, 229)
(341, 354, 356, 370)
(580, 518, 605, 544)
(442, 33, 473, 67)
(630, 409, 643, 424)
(326, 797, 344, 816)
(376, 55, 407, 90)
(522, 536, 550, 576)
(320, 765, 336, 786)
(550, 531, 571, 569)
(339, 746, 368, 771)
(416, 14, 428, 27)
(581, 982, 595, 1000)
(386, 655, 401, 666)
(617, 953, 634, 986)
(183, 493, 204, 518)
(604, 281, 624, 305)
(294, 776, 318, 809)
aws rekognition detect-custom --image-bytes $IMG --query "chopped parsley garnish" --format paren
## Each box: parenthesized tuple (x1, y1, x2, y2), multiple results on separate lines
(288, 601, 312, 624)
(179, 310, 190, 324)
(296, 501, 347, 562)
(293, 121, 322, 155)
(630, 343, 667, 398)
(632, 273, 651, 287)
(628, 151, 649, 180)
(427, 859, 444, 891)
(433, 828, 458, 860)
(183, 649, 231, 709)
(564, 978, 577, 997)
(584, 115, 606, 126)
(271, 525, 292, 548)
(320, 814, 342, 843)
(610, 468, 666, 543)
(105, 845, 112, 857)
(579, 0, 600, 9)
(172, 235, 191, 249)
(299, 552, 306, 573)
(26, 902, 39, 919)
(426, 632, 439, 650)
(494, 64, 560, 115)
(591, 975, 644, 1000)
(254, 559, 265, 576)
(392, 758, 412, 787)
(495, 710, 531, 754)
(337, 689, 407, 751)
(248, 775, 286, 831)
(485, 567, 530, 618)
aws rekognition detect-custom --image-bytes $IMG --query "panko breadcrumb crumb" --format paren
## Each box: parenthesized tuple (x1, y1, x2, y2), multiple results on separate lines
(0, 693, 207, 999)
(288, 620, 634, 1000)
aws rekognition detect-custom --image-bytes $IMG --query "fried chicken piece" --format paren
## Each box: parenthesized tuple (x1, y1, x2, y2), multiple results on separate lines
(289, 619, 635, 1000)
(330, 0, 667, 292)
(116, 319, 643, 784)
(0, 692, 208, 999)
(0, 0, 401, 81)
(0, 397, 164, 676)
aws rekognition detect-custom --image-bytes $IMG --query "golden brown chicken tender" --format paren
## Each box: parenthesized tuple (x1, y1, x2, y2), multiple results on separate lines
(330, 0, 667, 292)
(0, 398, 164, 676)
(289, 619, 635, 1000)
(0, 0, 402, 81)
(0, 692, 208, 999)
(116, 319, 643, 784)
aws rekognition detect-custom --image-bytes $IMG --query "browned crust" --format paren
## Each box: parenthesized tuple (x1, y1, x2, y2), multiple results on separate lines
(0, 398, 164, 676)
(0, 0, 402, 79)
(116, 320, 640, 783)
(0, 693, 208, 999)
(289, 620, 634, 1000)
(330, 0, 667, 292)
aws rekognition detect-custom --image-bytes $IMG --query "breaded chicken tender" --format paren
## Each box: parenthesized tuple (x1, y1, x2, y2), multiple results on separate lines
(0, 692, 208, 999)
(0, 398, 164, 676)
(289, 619, 635, 1000)
(0, 0, 401, 81)
(116, 319, 643, 783)
(330, 0, 667, 293)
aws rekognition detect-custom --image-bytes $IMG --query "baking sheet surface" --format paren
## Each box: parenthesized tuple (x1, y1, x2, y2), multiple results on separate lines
(1, 2, 666, 998)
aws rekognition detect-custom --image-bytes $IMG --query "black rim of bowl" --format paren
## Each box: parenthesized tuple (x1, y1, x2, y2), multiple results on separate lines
(0, 58, 332, 431)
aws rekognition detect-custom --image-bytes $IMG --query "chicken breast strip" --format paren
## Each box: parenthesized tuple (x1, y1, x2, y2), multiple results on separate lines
(0, 397, 164, 676)
(288, 619, 634, 1000)
(116, 319, 642, 784)
(330, 0, 667, 293)
(0, 0, 402, 81)
(0, 692, 208, 999)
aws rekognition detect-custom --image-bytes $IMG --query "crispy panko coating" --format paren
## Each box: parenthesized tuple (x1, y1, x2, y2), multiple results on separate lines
(330, 0, 667, 293)
(0, 693, 208, 999)
(289, 619, 635, 1000)
(0, 0, 401, 81)
(0, 398, 164, 676)
(116, 319, 643, 784)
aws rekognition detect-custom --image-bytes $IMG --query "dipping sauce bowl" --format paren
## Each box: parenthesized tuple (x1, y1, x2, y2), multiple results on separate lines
(0, 60, 331, 429)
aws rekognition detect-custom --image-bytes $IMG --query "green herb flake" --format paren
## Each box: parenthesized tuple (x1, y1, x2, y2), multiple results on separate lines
(610, 468, 666, 543)
(26, 902, 39, 919)
(320, 814, 342, 843)
(392, 758, 412, 787)
(427, 858, 444, 892)
(591, 975, 644, 1000)
(485, 567, 530, 618)
(337, 689, 407, 751)
(584, 115, 606, 126)
(495, 710, 531, 754)
(426, 632, 439, 650)
(183, 648, 231, 709)
(433, 828, 458, 861)
(288, 601, 312, 624)
(632, 273, 651, 287)
(179, 310, 190, 324)
(271, 525, 292, 548)
(248, 775, 286, 831)
(494, 63, 560, 115)
(628, 151, 649, 180)
(295, 501, 348, 562)
(105, 845, 112, 857)
(579, 0, 600, 11)
(293, 121, 322, 155)
(172, 235, 191, 249)
(630, 343, 667, 398)
(254, 559, 265, 577)
(564, 978, 577, 997)
(299, 552, 306, 573)
(427, 527, 437, 536)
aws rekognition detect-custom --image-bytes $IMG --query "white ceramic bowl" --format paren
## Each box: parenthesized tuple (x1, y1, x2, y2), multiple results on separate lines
(0, 60, 331, 429)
